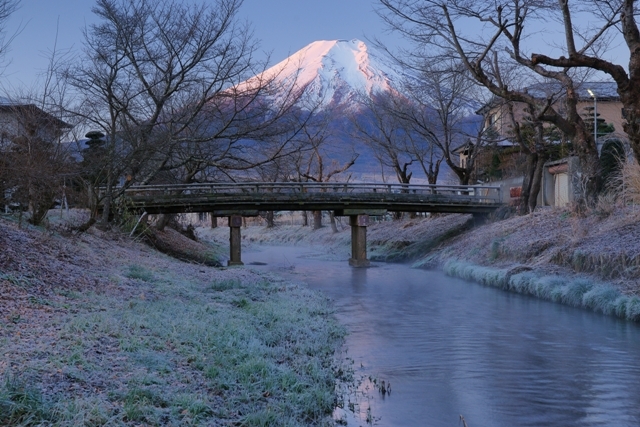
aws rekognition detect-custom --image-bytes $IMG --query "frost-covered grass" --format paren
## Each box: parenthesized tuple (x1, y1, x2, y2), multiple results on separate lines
(1, 271, 346, 426)
(441, 260, 640, 321)
(620, 156, 640, 205)
(124, 264, 155, 282)
(0, 375, 55, 426)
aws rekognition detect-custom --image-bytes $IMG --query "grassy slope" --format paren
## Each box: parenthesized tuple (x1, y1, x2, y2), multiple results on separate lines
(412, 207, 640, 321)
(0, 215, 347, 426)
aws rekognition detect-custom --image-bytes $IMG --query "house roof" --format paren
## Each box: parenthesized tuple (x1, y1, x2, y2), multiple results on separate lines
(524, 81, 618, 100)
(476, 81, 620, 115)
(0, 97, 72, 129)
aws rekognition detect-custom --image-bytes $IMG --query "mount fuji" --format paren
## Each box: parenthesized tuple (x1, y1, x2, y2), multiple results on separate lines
(254, 39, 402, 109)
(237, 39, 461, 182)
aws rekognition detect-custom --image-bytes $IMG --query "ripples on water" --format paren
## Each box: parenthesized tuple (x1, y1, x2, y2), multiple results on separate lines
(243, 246, 640, 427)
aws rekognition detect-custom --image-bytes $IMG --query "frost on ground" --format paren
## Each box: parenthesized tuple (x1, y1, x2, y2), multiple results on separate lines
(197, 213, 473, 264)
(415, 206, 640, 296)
(197, 207, 640, 302)
(0, 213, 346, 426)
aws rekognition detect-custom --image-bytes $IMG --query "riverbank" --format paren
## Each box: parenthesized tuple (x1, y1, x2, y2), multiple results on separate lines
(198, 206, 640, 321)
(4, 204, 637, 424)
(0, 213, 347, 426)
(414, 207, 640, 321)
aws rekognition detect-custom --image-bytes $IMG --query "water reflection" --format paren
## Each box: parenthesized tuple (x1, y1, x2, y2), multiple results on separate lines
(244, 246, 640, 427)
(350, 267, 368, 292)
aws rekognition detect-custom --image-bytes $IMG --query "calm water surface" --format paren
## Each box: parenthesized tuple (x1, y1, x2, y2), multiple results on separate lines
(242, 245, 640, 427)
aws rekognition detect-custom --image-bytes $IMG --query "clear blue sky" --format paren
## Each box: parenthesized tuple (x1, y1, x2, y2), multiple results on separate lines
(1, 0, 402, 92)
(0, 0, 629, 93)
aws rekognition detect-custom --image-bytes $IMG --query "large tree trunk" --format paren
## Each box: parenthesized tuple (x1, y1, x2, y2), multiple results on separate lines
(427, 159, 441, 184)
(573, 131, 602, 206)
(528, 151, 547, 212)
(564, 85, 602, 205)
(617, 37, 640, 166)
(622, 99, 640, 165)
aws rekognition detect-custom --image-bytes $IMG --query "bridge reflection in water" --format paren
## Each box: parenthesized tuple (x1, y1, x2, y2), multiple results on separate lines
(103, 182, 502, 267)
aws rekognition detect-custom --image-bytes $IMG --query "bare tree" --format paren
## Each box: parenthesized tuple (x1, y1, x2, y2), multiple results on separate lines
(65, 0, 305, 226)
(351, 91, 417, 185)
(378, 0, 604, 202)
(0, 12, 81, 226)
(293, 108, 358, 230)
(249, 132, 306, 228)
(524, 1, 640, 164)
(0, 0, 20, 212)
(394, 63, 487, 185)
(0, 0, 19, 66)
(0, 101, 75, 225)
(505, 100, 550, 213)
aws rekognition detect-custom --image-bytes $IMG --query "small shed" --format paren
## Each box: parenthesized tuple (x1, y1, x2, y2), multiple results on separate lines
(541, 157, 580, 207)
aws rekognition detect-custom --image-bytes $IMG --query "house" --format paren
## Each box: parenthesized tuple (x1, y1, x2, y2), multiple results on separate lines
(0, 97, 73, 212)
(0, 97, 71, 147)
(472, 82, 628, 207)
(478, 81, 626, 151)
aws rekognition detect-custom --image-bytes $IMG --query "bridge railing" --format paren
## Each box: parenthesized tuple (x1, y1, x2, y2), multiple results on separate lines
(100, 182, 502, 204)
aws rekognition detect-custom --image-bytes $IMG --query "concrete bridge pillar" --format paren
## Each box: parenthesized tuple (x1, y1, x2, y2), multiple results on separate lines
(349, 214, 370, 267)
(228, 215, 244, 266)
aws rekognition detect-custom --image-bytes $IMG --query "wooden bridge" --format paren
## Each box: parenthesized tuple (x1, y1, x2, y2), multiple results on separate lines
(107, 182, 502, 267)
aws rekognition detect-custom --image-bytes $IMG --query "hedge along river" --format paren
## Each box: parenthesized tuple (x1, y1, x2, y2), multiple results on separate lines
(241, 245, 640, 427)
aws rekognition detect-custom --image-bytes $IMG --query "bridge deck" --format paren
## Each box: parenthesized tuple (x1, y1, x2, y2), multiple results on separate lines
(107, 182, 503, 215)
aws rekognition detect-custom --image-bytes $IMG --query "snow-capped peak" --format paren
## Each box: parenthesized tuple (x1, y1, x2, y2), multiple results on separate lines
(245, 39, 400, 109)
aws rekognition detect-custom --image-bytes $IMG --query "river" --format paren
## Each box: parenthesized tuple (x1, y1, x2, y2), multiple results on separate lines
(242, 245, 640, 427)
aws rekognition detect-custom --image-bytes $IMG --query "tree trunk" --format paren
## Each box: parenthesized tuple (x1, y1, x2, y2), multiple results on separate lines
(618, 63, 640, 166)
(302, 211, 308, 227)
(564, 85, 602, 205)
(210, 214, 217, 228)
(155, 213, 172, 231)
(528, 150, 547, 212)
(313, 210, 322, 229)
(519, 152, 538, 215)
(329, 211, 338, 233)
(426, 158, 441, 185)
(99, 176, 114, 226)
(622, 102, 640, 165)
(575, 136, 602, 206)
(265, 211, 275, 228)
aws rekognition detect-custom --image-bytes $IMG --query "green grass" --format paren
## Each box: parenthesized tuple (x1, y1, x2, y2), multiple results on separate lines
(0, 272, 33, 288)
(125, 264, 154, 282)
(211, 278, 242, 291)
(0, 375, 54, 426)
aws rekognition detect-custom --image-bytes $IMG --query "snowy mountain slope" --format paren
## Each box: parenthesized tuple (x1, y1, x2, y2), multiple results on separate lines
(234, 39, 463, 183)
(245, 39, 401, 109)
